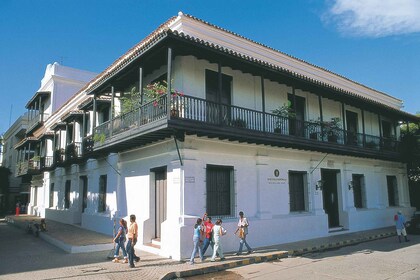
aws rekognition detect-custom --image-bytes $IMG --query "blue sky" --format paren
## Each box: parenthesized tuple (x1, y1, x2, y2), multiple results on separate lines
(1, 0, 419, 134)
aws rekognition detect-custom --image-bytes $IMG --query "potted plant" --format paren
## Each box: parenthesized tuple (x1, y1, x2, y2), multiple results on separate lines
(230, 118, 247, 128)
(271, 103, 296, 133)
(322, 117, 342, 143)
(143, 80, 184, 112)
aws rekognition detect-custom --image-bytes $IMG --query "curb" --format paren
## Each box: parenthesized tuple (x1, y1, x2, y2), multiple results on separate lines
(160, 252, 288, 280)
(288, 231, 396, 256)
(161, 231, 396, 280)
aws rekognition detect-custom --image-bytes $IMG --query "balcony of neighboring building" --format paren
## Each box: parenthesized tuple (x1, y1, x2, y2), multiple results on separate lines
(14, 140, 41, 178)
(25, 91, 51, 135)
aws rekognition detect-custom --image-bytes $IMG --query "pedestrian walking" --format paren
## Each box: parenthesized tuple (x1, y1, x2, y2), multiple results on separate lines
(394, 211, 409, 243)
(112, 218, 128, 263)
(234, 211, 253, 255)
(126, 214, 138, 268)
(210, 219, 226, 262)
(202, 213, 215, 256)
(189, 218, 204, 264)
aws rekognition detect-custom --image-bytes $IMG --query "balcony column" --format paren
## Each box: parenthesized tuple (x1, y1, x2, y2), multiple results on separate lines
(217, 62, 222, 124)
(318, 95, 324, 138)
(28, 143, 31, 161)
(92, 94, 97, 134)
(139, 67, 144, 105)
(81, 112, 86, 152)
(166, 47, 173, 120)
(261, 76, 266, 132)
(65, 124, 69, 149)
(341, 103, 346, 144)
(110, 86, 114, 137)
(38, 95, 43, 121)
(361, 109, 366, 146)
(378, 114, 382, 148)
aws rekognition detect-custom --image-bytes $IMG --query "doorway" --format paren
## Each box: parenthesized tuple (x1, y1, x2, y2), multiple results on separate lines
(288, 94, 305, 137)
(154, 168, 167, 239)
(321, 169, 340, 228)
(205, 69, 232, 125)
(346, 111, 358, 145)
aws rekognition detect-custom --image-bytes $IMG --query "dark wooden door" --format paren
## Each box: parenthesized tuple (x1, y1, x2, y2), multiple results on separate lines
(288, 94, 305, 136)
(205, 69, 232, 125)
(346, 111, 358, 145)
(321, 169, 340, 228)
(155, 169, 167, 239)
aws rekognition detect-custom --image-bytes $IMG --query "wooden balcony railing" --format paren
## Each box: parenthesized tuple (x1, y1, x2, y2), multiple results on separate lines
(93, 95, 400, 153)
(28, 112, 49, 129)
(15, 158, 41, 177)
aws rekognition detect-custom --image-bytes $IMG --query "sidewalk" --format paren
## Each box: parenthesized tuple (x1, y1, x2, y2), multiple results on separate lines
(6, 215, 396, 280)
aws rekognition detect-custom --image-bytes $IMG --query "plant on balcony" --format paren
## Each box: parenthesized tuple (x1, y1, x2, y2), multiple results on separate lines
(322, 117, 341, 142)
(143, 80, 184, 108)
(93, 133, 106, 144)
(121, 86, 141, 114)
(311, 117, 342, 142)
(271, 103, 296, 133)
(230, 118, 247, 128)
(30, 155, 41, 162)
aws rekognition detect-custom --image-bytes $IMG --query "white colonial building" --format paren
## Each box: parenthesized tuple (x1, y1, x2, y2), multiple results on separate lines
(14, 62, 97, 217)
(16, 13, 419, 260)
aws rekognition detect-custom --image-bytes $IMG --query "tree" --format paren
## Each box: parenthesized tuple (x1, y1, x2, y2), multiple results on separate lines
(400, 113, 420, 183)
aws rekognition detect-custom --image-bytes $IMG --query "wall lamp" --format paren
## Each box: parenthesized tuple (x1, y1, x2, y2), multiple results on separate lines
(348, 180, 354, 190)
(316, 180, 324, 191)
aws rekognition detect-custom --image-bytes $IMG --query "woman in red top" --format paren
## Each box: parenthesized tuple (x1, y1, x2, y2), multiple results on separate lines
(202, 213, 214, 256)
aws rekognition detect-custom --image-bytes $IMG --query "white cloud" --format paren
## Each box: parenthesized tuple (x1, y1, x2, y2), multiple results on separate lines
(325, 0, 420, 37)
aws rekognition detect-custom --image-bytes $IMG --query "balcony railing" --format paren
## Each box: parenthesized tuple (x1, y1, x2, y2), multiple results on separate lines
(28, 112, 50, 129)
(66, 142, 82, 160)
(15, 158, 41, 177)
(40, 156, 53, 169)
(94, 95, 400, 153)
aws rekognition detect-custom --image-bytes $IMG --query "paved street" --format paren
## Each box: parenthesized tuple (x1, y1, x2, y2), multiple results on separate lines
(0, 221, 182, 280)
(1, 217, 417, 280)
(185, 234, 420, 280)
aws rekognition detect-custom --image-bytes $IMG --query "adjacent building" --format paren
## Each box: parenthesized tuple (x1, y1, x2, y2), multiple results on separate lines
(14, 13, 420, 260)
(13, 62, 97, 217)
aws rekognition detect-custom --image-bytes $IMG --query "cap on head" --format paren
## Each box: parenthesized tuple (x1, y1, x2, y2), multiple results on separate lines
(239, 211, 244, 216)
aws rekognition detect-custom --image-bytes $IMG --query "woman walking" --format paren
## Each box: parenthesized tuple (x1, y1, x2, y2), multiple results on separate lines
(189, 218, 204, 264)
(112, 218, 128, 263)
(126, 214, 138, 268)
(234, 211, 253, 255)
(210, 219, 226, 262)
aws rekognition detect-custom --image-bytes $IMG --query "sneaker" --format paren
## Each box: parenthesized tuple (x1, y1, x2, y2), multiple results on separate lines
(189, 261, 194, 265)
(122, 259, 128, 263)
(210, 259, 215, 262)
(134, 256, 140, 262)
(247, 250, 253, 254)
(233, 252, 240, 256)
(220, 257, 225, 261)
(129, 264, 135, 268)
(112, 258, 119, 263)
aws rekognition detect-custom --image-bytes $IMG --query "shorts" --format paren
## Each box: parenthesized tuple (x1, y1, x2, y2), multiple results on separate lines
(396, 228, 407, 236)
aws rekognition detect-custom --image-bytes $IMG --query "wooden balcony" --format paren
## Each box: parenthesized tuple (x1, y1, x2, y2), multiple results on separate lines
(15, 159, 41, 177)
(93, 95, 402, 161)
(27, 112, 50, 134)
(40, 156, 54, 170)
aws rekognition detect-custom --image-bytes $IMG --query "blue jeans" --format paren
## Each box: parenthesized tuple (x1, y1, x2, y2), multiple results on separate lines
(238, 235, 252, 253)
(114, 239, 127, 258)
(202, 237, 214, 255)
(126, 239, 135, 266)
(190, 236, 204, 263)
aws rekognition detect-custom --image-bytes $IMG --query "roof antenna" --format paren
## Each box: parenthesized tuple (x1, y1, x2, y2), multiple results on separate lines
(8, 104, 12, 127)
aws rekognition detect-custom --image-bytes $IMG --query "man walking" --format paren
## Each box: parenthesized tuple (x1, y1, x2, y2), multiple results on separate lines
(394, 211, 409, 243)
